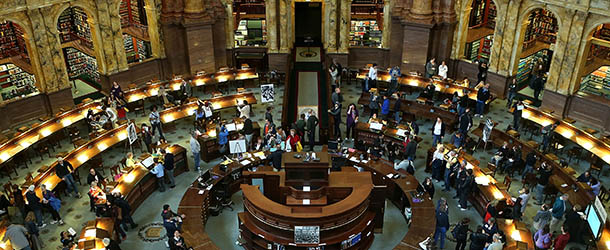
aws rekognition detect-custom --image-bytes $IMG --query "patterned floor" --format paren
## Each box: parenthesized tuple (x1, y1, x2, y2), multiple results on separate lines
(5, 79, 601, 250)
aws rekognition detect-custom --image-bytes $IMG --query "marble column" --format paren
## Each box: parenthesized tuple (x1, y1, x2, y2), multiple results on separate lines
(487, 0, 509, 73)
(146, 0, 167, 59)
(450, 5, 471, 60)
(324, 0, 338, 52)
(222, 0, 235, 49)
(94, 0, 124, 74)
(184, 0, 205, 18)
(381, 0, 391, 49)
(497, 0, 522, 76)
(546, 9, 579, 94)
(279, 0, 290, 53)
(34, 7, 71, 92)
(265, 0, 278, 52)
(409, 0, 433, 23)
(107, 0, 129, 72)
(338, 0, 350, 53)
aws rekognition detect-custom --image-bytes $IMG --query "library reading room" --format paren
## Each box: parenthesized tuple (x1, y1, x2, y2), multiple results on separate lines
(2, 0, 610, 250)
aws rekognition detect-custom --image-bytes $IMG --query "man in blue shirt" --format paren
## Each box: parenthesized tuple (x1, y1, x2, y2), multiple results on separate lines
(150, 158, 166, 192)
(218, 123, 229, 155)
(380, 95, 390, 120)
(434, 203, 450, 249)
(550, 194, 569, 233)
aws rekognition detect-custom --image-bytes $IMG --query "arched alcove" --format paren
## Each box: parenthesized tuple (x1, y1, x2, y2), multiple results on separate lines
(233, 0, 267, 47)
(119, 0, 154, 64)
(576, 23, 610, 98)
(0, 20, 39, 101)
(462, 0, 497, 62)
(349, 0, 384, 48)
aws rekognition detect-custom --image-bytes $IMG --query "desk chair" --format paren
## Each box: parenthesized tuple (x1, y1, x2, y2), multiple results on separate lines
(3, 182, 13, 196)
(600, 186, 610, 204)
(214, 179, 234, 213)
(34, 142, 51, 160)
(590, 164, 602, 177)
(567, 148, 582, 164)
(497, 176, 512, 191)
(542, 185, 558, 204)
(485, 163, 497, 178)
(522, 173, 538, 190)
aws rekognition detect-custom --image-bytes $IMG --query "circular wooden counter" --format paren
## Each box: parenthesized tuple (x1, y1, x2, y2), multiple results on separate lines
(177, 150, 435, 250)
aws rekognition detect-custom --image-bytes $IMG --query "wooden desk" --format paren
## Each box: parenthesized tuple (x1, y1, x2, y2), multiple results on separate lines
(354, 122, 421, 146)
(197, 121, 260, 162)
(176, 149, 435, 249)
(0, 101, 103, 165)
(283, 151, 331, 186)
(356, 68, 497, 105)
(497, 218, 535, 250)
(358, 92, 458, 128)
(75, 218, 116, 250)
(160, 93, 258, 124)
(26, 124, 130, 196)
(471, 123, 595, 208)
(519, 106, 610, 165)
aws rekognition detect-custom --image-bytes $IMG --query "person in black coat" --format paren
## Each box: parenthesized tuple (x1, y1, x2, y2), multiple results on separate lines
(483, 217, 499, 242)
(407, 120, 419, 135)
(169, 231, 188, 250)
(469, 226, 488, 250)
(512, 100, 524, 131)
(393, 92, 403, 123)
(141, 124, 154, 153)
(242, 118, 254, 150)
(26, 185, 45, 227)
(267, 145, 284, 170)
(113, 192, 138, 231)
(422, 177, 435, 199)
(86, 168, 106, 186)
(434, 203, 450, 249)
(458, 109, 472, 135)
(458, 169, 474, 210)
(564, 205, 585, 244)
(103, 238, 122, 250)
(265, 106, 274, 124)
(454, 218, 470, 250)
(404, 137, 417, 162)
(477, 62, 488, 83)
(161, 149, 176, 188)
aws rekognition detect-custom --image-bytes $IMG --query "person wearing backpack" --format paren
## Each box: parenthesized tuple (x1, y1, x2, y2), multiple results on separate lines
(452, 218, 469, 250)
(533, 224, 552, 249)
(469, 225, 487, 250)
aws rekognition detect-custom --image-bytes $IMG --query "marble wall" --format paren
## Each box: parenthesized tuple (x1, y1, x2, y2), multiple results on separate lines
(0, 0, 166, 94)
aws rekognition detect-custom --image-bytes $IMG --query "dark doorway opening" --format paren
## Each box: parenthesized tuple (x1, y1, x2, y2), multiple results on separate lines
(295, 2, 322, 46)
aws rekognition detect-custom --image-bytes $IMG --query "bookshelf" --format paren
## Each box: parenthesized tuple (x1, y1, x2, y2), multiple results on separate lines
(594, 24, 610, 41)
(63, 47, 100, 83)
(0, 63, 37, 101)
(579, 66, 610, 98)
(234, 19, 267, 47)
(516, 49, 550, 85)
(0, 21, 29, 61)
(57, 7, 94, 49)
(468, 0, 496, 29)
(120, 0, 148, 28)
(523, 9, 557, 47)
(123, 33, 152, 63)
(350, 20, 382, 47)
(465, 34, 493, 61)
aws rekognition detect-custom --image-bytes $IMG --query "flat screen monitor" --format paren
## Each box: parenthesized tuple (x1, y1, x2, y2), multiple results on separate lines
(200, 170, 211, 183)
(586, 204, 603, 239)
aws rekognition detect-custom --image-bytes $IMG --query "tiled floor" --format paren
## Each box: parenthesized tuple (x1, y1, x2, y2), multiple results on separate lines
(5, 79, 602, 250)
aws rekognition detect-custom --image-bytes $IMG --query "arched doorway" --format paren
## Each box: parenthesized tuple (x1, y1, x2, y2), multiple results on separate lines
(462, 0, 497, 62)
(514, 8, 558, 103)
(0, 20, 39, 101)
(57, 6, 102, 103)
(119, 0, 153, 64)
(577, 24, 610, 98)
(233, 0, 267, 47)
(349, 0, 384, 48)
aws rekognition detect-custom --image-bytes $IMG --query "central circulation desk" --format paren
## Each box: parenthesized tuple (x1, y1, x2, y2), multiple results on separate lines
(177, 149, 435, 250)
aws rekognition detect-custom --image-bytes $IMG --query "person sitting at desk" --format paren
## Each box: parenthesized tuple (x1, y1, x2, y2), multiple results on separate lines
(263, 118, 276, 140)
(577, 170, 592, 183)
(88, 181, 107, 213)
(502, 145, 522, 174)
(589, 177, 601, 196)
(287, 129, 301, 152)
(179, 79, 191, 103)
(420, 82, 435, 100)
(87, 168, 106, 186)
(368, 113, 380, 124)
(267, 144, 283, 171)
(218, 123, 229, 155)
(103, 238, 122, 250)
(253, 137, 265, 151)
(490, 141, 509, 169)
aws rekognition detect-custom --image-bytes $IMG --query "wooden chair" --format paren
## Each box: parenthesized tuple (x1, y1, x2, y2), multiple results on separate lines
(34, 142, 51, 160)
(3, 182, 13, 196)
(110, 165, 121, 178)
(71, 167, 82, 186)
(14, 152, 30, 169)
(590, 164, 602, 177)
(543, 185, 558, 204)
(567, 147, 582, 163)
(486, 163, 497, 178)
(497, 176, 512, 191)
(522, 173, 538, 190)
(599, 186, 610, 204)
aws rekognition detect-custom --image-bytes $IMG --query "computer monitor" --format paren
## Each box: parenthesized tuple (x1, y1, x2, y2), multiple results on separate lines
(200, 170, 211, 183)
(586, 203, 604, 239)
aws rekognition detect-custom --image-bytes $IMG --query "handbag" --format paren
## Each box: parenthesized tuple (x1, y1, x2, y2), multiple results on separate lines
(296, 141, 303, 152)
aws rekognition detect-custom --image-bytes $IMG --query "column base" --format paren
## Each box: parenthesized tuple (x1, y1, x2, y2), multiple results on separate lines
(454, 59, 509, 99)
(100, 59, 169, 91)
(566, 93, 610, 131)
(47, 87, 74, 114)
(401, 22, 434, 73)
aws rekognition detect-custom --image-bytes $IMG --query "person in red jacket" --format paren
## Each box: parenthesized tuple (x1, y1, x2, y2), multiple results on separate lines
(286, 129, 300, 151)
(553, 225, 570, 250)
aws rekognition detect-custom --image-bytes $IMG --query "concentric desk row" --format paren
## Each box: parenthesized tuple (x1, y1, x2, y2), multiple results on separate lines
(358, 92, 458, 128)
(159, 92, 258, 124)
(0, 101, 103, 165)
(518, 106, 610, 165)
(176, 149, 437, 249)
(356, 69, 497, 105)
(123, 67, 258, 103)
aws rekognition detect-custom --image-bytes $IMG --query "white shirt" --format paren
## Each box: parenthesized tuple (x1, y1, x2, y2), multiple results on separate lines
(368, 67, 377, 80)
(438, 65, 448, 79)
(433, 122, 442, 136)
(238, 104, 250, 119)
(433, 150, 444, 161)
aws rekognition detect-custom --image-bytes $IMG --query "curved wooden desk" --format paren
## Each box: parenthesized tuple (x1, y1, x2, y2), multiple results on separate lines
(0, 101, 102, 164)
(356, 68, 497, 104)
(176, 149, 436, 250)
(519, 106, 610, 165)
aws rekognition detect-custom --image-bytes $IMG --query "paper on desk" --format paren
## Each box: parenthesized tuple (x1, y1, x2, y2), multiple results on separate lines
(396, 129, 407, 137)
(240, 160, 251, 165)
(370, 123, 383, 130)
(362, 159, 369, 164)
(386, 173, 394, 178)
(303, 199, 310, 205)
(254, 152, 265, 158)
(226, 123, 237, 132)
(349, 157, 359, 162)
(561, 183, 568, 188)
(303, 186, 310, 192)
(206, 185, 213, 190)
(198, 190, 205, 195)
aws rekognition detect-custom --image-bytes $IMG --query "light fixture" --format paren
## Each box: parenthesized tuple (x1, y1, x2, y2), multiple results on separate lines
(84, 228, 96, 238)
(492, 189, 504, 200)
(118, 132, 127, 141)
(603, 154, 610, 164)
(163, 114, 175, 123)
(41, 129, 52, 137)
(582, 141, 593, 150)
(124, 173, 135, 183)
(0, 152, 10, 162)
(511, 230, 522, 241)
(62, 119, 72, 127)
(150, 89, 159, 96)
(212, 103, 222, 110)
(97, 143, 107, 151)
(522, 111, 531, 118)
(78, 154, 89, 163)
(561, 130, 573, 138)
